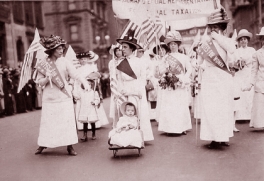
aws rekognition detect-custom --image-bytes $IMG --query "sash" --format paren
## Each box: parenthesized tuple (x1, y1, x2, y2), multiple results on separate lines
(35, 59, 71, 98)
(165, 54, 185, 75)
(197, 41, 232, 75)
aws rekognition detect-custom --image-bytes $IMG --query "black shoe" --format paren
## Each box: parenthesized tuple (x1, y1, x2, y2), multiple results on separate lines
(92, 133, 96, 140)
(80, 132, 88, 142)
(182, 131, 187, 135)
(207, 141, 220, 149)
(220, 142, 230, 147)
(67, 145, 77, 156)
(35, 146, 47, 154)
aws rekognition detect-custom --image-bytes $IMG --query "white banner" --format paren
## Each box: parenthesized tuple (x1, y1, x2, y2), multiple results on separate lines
(113, 0, 221, 24)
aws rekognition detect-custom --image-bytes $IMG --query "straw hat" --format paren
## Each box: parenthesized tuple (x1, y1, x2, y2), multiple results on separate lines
(236, 29, 252, 40)
(256, 27, 264, 36)
(207, 8, 230, 25)
(76, 51, 99, 62)
(116, 30, 142, 49)
(120, 101, 137, 116)
(40, 35, 66, 54)
(164, 31, 182, 45)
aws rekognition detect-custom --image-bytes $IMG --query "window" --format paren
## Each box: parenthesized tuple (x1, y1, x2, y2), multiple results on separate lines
(34, 2, 43, 28)
(24, 2, 34, 26)
(16, 38, 24, 62)
(70, 24, 78, 41)
(68, 0, 76, 11)
(13, 1, 23, 24)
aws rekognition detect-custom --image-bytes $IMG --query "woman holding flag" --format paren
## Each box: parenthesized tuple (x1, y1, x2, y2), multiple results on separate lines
(116, 30, 154, 142)
(197, 8, 236, 149)
(35, 35, 90, 156)
(155, 30, 192, 135)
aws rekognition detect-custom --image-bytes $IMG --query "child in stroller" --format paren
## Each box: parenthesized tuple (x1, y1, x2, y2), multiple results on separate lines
(108, 101, 143, 148)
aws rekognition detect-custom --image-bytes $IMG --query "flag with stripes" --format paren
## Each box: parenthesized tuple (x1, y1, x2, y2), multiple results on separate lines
(138, 16, 163, 50)
(17, 28, 45, 93)
(119, 20, 141, 40)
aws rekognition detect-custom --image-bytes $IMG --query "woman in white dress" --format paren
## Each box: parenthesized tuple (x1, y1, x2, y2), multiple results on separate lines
(197, 8, 236, 149)
(116, 31, 154, 141)
(35, 35, 90, 155)
(243, 27, 264, 129)
(234, 29, 256, 130)
(155, 31, 192, 135)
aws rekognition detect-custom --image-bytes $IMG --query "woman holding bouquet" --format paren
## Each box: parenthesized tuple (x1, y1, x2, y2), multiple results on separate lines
(35, 35, 89, 156)
(155, 31, 192, 135)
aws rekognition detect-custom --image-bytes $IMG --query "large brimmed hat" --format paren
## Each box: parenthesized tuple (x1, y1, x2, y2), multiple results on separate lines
(256, 27, 264, 36)
(39, 35, 66, 54)
(207, 8, 230, 25)
(116, 30, 142, 49)
(236, 29, 252, 40)
(164, 31, 182, 45)
(76, 51, 99, 62)
(120, 101, 137, 116)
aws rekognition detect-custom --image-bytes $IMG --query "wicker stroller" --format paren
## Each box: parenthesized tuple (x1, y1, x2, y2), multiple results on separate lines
(108, 95, 144, 157)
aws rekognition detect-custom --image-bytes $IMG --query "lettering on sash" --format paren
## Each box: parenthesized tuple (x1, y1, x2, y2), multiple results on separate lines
(166, 54, 184, 75)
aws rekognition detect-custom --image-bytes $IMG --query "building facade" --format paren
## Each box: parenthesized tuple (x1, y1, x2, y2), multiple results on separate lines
(0, 1, 45, 67)
(43, 0, 112, 71)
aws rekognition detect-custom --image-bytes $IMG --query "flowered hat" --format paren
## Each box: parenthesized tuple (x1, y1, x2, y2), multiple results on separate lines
(153, 35, 169, 54)
(237, 29, 252, 40)
(256, 27, 264, 36)
(116, 30, 142, 49)
(164, 31, 182, 45)
(120, 101, 137, 116)
(39, 35, 66, 54)
(76, 51, 99, 62)
(207, 7, 230, 25)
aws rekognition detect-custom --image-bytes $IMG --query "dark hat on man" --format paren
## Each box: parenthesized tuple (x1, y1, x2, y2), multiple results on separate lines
(76, 51, 99, 62)
(116, 30, 142, 49)
(39, 34, 66, 54)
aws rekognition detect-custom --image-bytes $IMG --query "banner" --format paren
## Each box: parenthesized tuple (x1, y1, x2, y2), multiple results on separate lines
(112, 0, 220, 23)
(166, 55, 184, 75)
(197, 41, 232, 75)
(35, 58, 71, 97)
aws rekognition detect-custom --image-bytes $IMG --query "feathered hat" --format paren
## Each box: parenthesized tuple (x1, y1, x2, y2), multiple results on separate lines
(76, 51, 99, 62)
(116, 29, 142, 49)
(207, 7, 230, 25)
(164, 31, 182, 45)
(39, 35, 66, 54)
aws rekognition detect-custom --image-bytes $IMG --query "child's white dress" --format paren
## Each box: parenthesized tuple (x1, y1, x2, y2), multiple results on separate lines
(109, 115, 142, 148)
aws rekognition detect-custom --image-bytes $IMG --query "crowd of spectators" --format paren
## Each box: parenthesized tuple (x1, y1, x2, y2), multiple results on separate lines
(0, 65, 42, 118)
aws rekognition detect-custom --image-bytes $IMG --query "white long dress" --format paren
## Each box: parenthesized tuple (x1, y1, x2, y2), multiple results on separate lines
(234, 46, 256, 120)
(157, 53, 192, 134)
(117, 54, 154, 141)
(199, 35, 235, 142)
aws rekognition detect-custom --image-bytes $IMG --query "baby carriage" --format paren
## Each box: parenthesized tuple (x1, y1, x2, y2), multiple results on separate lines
(108, 95, 144, 157)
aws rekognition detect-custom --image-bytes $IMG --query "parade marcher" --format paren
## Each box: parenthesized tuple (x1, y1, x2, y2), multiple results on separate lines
(197, 8, 236, 149)
(74, 51, 109, 130)
(108, 44, 124, 127)
(155, 30, 192, 135)
(116, 30, 154, 141)
(243, 27, 264, 129)
(73, 76, 101, 141)
(152, 38, 169, 122)
(233, 29, 256, 131)
(35, 35, 90, 156)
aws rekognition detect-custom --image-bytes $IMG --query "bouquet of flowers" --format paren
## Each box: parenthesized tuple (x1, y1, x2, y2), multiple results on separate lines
(158, 72, 180, 90)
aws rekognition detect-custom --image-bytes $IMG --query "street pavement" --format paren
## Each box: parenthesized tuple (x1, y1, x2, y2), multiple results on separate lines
(0, 98, 264, 181)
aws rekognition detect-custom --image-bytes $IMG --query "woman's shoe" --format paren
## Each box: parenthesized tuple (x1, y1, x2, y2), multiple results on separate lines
(92, 133, 96, 140)
(67, 145, 77, 156)
(207, 141, 220, 149)
(182, 131, 187, 135)
(35, 146, 47, 154)
(220, 142, 230, 147)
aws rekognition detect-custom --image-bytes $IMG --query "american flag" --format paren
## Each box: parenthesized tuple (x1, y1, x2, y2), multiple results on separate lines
(138, 16, 163, 50)
(17, 28, 45, 93)
(120, 20, 141, 39)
